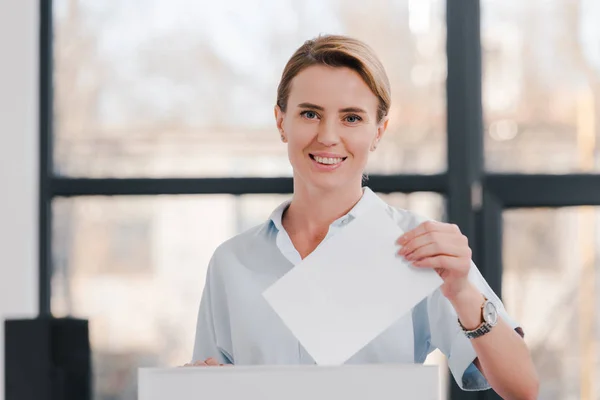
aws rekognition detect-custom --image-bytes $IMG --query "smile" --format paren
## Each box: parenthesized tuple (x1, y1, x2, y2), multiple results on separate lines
(309, 154, 348, 165)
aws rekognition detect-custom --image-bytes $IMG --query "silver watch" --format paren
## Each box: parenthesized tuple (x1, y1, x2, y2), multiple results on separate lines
(458, 297, 498, 339)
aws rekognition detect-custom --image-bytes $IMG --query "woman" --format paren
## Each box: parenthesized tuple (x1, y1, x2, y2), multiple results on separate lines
(188, 35, 539, 399)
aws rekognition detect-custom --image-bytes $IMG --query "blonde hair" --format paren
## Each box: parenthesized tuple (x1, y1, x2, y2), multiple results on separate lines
(276, 34, 391, 123)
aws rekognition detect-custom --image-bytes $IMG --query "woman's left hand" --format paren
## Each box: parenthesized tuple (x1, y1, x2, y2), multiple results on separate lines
(397, 220, 472, 300)
(183, 358, 227, 367)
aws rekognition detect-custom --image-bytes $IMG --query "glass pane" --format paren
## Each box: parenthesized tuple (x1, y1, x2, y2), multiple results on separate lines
(52, 192, 445, 400)
(53, 0, 447, 178)
(482, 0, 600, 173)
(503, 207, 600, 399)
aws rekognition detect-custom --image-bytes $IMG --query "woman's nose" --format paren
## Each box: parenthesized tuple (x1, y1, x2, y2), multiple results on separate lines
(316, 120, 340, 146)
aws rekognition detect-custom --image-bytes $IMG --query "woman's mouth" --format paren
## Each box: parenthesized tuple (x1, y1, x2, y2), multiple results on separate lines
(309, 154, 348, 165)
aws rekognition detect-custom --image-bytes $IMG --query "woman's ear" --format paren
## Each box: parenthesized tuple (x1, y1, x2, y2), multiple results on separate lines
(371, 116, 389, 151)
(274, 105, 287, 142)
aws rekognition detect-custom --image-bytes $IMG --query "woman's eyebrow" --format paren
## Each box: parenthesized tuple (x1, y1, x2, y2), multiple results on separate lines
(339, 107, 367, 114)
(297, 102, 324, 111)
(297, 103, 367, 114)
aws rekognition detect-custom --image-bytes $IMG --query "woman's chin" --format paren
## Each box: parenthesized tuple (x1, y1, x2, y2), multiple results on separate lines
(303, 172, 361, 191)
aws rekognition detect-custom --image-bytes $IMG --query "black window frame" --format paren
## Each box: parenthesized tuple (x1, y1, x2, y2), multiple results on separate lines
(39, 0, 600, 399)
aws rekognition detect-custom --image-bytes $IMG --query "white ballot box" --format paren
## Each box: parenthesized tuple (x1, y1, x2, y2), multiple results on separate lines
(138, 364, 439, 400)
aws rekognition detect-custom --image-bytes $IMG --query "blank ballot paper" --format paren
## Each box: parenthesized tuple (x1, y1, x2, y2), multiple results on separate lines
(263, 205, 443, 365)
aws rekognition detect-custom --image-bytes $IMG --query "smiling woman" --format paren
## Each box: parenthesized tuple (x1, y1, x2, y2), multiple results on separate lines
(189, 34, 539, 400)
(274, 35, 390, 194)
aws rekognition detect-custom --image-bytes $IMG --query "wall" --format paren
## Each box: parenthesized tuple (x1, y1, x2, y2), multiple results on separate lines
(0, 1, 39, 399)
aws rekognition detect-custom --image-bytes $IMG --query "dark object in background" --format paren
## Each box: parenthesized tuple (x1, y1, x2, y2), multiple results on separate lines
(5, 318, 91, 400)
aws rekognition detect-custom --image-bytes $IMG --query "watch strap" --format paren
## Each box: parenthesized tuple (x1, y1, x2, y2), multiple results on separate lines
(461, 321, 494, 339)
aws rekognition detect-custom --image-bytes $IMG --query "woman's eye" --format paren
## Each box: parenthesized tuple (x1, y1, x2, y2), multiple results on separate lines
(302, 111, 318, 119)
(345, 115, 362, 123)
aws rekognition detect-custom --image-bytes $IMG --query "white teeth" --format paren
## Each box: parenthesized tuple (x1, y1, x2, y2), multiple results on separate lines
(314, 156, 344, 165)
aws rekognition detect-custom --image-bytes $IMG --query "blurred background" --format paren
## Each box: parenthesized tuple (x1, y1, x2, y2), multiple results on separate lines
(2, 0, 600, 399)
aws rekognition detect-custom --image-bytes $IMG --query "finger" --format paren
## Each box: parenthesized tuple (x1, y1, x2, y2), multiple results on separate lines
(204, 358, 220, 366)
(397, 221, 459, 245)
(398, 231, 461, 256)
(412, 255, 469, 273)
(404, 242, 467, 262)
(183, 361, 208, 367)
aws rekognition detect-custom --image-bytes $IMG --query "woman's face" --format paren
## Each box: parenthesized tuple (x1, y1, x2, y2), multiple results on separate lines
(275, 65, 388, 192)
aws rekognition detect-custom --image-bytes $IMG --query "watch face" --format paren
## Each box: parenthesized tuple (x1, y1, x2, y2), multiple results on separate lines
(483, 301, 498, 325)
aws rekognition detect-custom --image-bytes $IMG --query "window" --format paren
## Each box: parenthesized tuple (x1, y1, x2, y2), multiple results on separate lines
(502, 207, 600, 399)
(482, 0, 600, 173)
(53, 0, 447, 178)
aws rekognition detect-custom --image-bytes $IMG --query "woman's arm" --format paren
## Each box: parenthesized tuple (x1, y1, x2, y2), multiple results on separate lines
(449, 283, 539, 400)
(398, 221, 539, 399)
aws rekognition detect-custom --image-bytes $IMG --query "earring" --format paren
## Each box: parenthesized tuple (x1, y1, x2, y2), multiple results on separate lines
(281, 134, 286, 142)
(371, 137, 380, 151)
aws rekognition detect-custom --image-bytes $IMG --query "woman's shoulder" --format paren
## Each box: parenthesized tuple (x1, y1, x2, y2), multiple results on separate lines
(209, 219, 276, 266)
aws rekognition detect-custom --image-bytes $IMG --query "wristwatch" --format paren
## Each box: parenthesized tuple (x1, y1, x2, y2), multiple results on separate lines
(458, 296, 498, 339)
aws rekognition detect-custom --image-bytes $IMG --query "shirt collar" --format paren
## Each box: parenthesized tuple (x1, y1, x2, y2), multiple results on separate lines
(269, 187, 385, 231)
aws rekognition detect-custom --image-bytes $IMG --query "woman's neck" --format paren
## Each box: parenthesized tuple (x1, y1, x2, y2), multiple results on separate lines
(283, 180, 364, 236)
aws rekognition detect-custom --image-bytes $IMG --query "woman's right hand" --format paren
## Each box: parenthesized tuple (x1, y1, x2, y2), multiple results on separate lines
(183, 357, 224, 367)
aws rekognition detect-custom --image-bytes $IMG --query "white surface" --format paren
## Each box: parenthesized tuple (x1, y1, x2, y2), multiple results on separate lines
(262, 206, 443, 365)
(139, 364, 439, 400)
(0, 1, 40, 400)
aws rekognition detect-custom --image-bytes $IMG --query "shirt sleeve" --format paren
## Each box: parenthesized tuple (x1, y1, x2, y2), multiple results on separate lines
(428, 261, 522, 391)
(191, 256, 234, 365)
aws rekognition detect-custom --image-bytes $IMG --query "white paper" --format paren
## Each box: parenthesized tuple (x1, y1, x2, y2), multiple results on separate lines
(262, 205, 443, 366)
